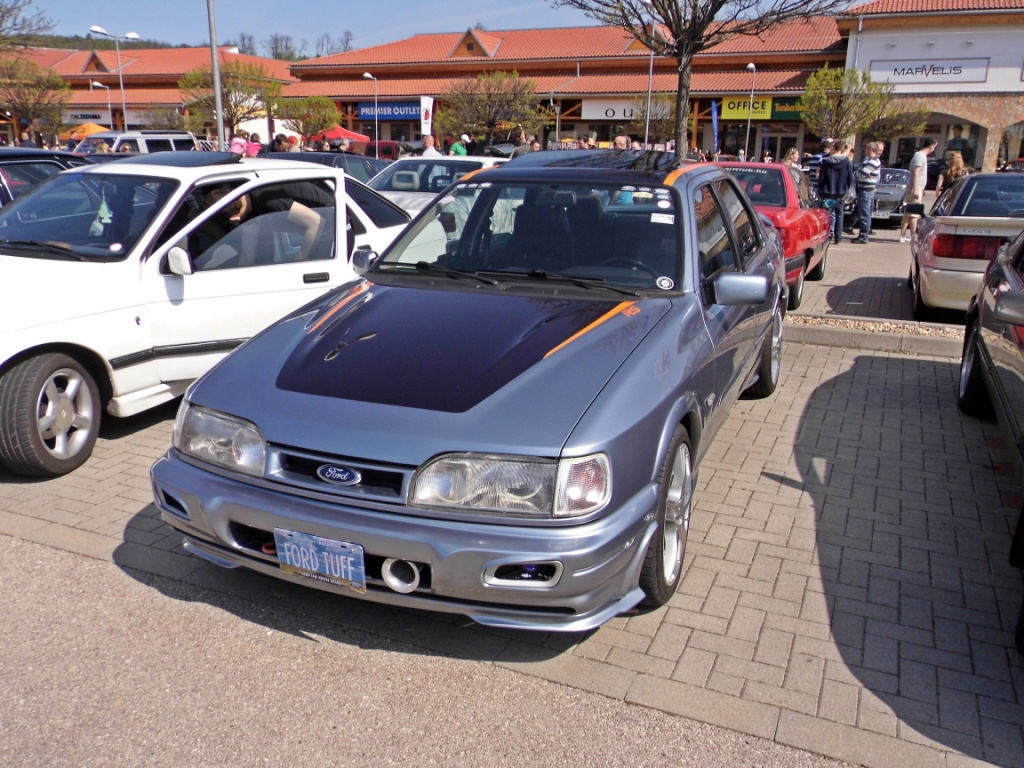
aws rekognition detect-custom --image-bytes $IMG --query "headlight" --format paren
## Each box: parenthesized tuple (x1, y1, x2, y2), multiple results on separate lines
(173, 401, 266, 477)
(411, 453, 610, 518)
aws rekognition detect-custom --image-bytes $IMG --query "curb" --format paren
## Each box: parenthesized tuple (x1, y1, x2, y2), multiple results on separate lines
(785, 316, 963, 358)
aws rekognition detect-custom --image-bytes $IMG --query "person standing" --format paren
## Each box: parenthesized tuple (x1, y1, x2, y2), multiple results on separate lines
(817, 140, 854, 244)
(935, 150, 969, 196)
(899, 138, 936, 243)
(612, 134, 630, 150)
(852, 142, 883, 244)
(421, 134, 441, 157)
(449, 134, 469, 156)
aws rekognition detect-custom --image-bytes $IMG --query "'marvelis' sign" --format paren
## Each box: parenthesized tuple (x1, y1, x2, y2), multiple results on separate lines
(869, 58, 989, 85)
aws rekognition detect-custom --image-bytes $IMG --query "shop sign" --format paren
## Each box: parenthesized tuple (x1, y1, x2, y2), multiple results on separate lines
(868, 58, 989, 84)
(581, 99, 638, 120)
(771, 97, 803, 120)
(64, 111, 109, 124)
(720, 97, 772, 120)
(358, 101, 421, 121)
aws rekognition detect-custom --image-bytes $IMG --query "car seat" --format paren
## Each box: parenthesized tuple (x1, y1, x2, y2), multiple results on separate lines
(391, 170, 420, 191)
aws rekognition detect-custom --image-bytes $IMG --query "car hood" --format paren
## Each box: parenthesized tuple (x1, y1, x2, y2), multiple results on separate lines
(191, 280, 671, 464)
(0, 254, 136, 334)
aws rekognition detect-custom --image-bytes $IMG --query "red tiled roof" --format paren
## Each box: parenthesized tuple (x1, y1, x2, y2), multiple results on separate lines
(36, 46, 294, 82)
(283, 68, 815, 100)
(74, 86, 190, 108)
(844, 0, 1024, 13)
(294, 19, 840, 72)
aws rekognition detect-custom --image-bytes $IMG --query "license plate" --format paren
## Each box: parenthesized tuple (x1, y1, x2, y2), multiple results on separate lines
(273, 528, 366, 593)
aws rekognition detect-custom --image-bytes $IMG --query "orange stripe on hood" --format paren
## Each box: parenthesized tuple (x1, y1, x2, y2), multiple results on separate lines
(544, 301, 637, 358)
(307, 281, 371, 335)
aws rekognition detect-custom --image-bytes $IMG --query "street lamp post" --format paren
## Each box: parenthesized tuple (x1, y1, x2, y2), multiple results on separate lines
(744, 62, 756, 160)
(363, 72, 378, 158)
(90, 26, 140, 130)
(90, 81, 112, 127)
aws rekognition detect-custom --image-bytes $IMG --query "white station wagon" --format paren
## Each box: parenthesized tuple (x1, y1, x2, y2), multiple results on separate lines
(0, 152, 409, 477)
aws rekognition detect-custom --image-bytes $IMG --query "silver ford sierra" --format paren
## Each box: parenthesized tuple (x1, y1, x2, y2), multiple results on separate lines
(151, 151, 787, 631)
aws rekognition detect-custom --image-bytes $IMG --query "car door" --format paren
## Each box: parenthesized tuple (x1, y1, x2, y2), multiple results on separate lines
(145, 170, 357, 385)
(980, 232, 1024, 445)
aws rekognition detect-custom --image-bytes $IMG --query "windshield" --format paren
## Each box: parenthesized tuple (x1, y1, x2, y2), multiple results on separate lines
(374, 180, 682, 291)
(368, 159, 485, 194)
(956, 176, 1024, 217)
(721, 166, 786, 207)
(0, 172, 178, 260)
(879, 168, 909, 185)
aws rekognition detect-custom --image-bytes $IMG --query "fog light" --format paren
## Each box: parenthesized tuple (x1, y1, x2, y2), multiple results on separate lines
(485, 562, 562, 588)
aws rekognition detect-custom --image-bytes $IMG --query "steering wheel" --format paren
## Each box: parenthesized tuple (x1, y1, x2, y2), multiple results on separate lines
(598, 258, 659, 278)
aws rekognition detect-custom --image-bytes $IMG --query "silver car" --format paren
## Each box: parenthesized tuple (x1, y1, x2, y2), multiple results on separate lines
(151, 154, 786, 631)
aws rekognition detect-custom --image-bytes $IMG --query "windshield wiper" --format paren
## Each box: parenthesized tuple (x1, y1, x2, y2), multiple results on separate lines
(378, 260, 500, 285)
(523, 269, 641, 297)
(0, 240, 86, 261)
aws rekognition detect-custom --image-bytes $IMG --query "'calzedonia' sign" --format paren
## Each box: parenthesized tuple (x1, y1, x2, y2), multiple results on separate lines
(869, 58, 989, 85)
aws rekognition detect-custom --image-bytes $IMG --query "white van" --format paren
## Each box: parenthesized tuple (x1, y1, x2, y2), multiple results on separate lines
(74, 130, 199, 154)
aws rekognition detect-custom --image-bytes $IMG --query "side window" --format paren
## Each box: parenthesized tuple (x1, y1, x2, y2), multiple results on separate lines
(790, 168, 812, 209)
(715, 179, 760, 267)
(145, 139, 173, 153)
(694, 184, 736, 281)
(342, 158, 371, 182)
(0, 161, 65, 199)
(344, 179, 409, 229)
(189, 180, 336, 271)
(173, 139, 196, 151)
(117, 140, 140, 153)
(1008, 231, 1024, 278)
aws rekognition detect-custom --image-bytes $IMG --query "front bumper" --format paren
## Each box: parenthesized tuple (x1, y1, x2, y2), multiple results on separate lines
(151, 451, 659, 632)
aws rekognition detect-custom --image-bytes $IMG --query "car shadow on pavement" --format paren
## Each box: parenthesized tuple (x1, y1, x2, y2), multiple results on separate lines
(111, 505, 588, 665)
(781, 354, 1024, 765)
(820, 276, 966, 326)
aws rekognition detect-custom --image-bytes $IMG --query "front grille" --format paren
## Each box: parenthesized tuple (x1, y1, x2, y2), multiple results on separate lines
(265, 444, 413, 502)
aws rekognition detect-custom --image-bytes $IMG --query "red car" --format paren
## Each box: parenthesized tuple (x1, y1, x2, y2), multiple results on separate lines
(717, 162, 830, 309)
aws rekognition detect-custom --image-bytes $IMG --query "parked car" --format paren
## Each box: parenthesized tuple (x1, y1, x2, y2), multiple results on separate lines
(265, 151, 388, 183)
(999, 158, 1024, 173)
(349, 140, 414, 161)
(957, 228, 1024, 654)
(73, 130, 199, 154)
(367, 156, 508, 213)
(908, 172, 1024, 319)
(717, 161, 830, 310)
(0, 146, 93, 205)
(926, 157, 948, 190)
(0, 152, 407, 477)
(150, 151, 787, 632)
(840, 167, 912, 228)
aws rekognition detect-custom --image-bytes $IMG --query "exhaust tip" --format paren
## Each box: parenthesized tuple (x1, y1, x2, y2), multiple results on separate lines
(381, 558, 421, 593)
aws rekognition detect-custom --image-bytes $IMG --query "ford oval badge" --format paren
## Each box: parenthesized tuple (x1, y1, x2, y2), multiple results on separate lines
(316, 465, 361, 486)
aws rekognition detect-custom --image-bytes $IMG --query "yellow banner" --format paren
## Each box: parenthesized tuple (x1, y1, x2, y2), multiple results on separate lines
(720, 97, 773, 120)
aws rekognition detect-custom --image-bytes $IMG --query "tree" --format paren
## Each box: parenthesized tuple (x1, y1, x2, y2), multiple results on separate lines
(277, 96, 340, 138)
(314, 31, 355, 57)
(0, 0, 52, 50)
(629, 93, 675, 145)
(263, 33, 299, 61)
(0, 57, 70, 138)
(178, 59, 283, 134)
(552, 0, 851, 151)
(233, 32, 257, 56)
(799, 64, 928, 145)
(436, 71, 553, 145)
(135, 105, 185, 130)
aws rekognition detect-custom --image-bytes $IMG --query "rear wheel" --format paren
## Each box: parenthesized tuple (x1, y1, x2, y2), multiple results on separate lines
(787, 266, 805, 310)
(640, 428, 692, 608)
(808, 244, 827, 281)
(0, 353, 101, 477)
(957, 319, 994, 419)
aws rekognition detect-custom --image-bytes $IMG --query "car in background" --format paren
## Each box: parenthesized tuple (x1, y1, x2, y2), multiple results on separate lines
(367, 156, 508, 213)
(265, 151, 388, 183)
(926, 157, 948, 190)
(74, 130, 199, 154)
(349, 140, 415, 162)
(718, 161, 830, 310)
(908, 172, 1024, 320)
(0, 152, 407, 478)
(958, 228, 1024, 654)
(0, 147, 93, 206)
(150, 152, 786, 632)
(840, 167, 912, 227)
(999, 158, 1024, 173)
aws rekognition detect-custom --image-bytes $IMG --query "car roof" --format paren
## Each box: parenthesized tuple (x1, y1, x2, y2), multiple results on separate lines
(74, 151, 346, 180)
(390, 155, 506, 167)
(0, 147, 87, 161)
(479, 149, 696, 185)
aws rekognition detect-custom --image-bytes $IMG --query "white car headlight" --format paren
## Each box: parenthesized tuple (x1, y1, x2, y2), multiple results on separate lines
(411, 453, 610, 518)
(173, 401, 266, 477)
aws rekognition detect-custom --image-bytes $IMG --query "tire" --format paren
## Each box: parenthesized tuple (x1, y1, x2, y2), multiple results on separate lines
(745, 303, 783, 398)
(807, 243, 827, 281)
(957, 320, 994, 420)
(0, 353, 101, 477)
(787, 265, 805, 310)
(639, 427, 693, 608)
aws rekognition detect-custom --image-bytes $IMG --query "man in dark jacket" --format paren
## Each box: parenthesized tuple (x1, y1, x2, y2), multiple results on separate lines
(817, 142, 855, 244)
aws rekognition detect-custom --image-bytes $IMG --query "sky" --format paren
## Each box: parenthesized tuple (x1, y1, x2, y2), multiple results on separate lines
(45, 1, 600, 53)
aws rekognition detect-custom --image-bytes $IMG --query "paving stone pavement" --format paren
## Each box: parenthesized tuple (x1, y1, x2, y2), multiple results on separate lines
(2, 223, 1023, 767)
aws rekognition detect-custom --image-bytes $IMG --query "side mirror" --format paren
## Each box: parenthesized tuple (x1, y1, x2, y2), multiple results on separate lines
(351, 248, 377, 275)
(904, 203, 926, 217)
(710, 272, 769, 306)
(994, 290, 1024, 327)
(167, 245, 194, 276)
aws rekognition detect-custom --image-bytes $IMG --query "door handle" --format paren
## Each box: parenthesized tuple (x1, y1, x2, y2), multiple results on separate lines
(303, 272, 329, 284)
